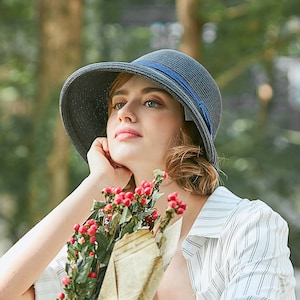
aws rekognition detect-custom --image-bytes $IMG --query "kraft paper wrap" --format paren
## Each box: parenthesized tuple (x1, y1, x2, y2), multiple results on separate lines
(98, 218, 182, 300)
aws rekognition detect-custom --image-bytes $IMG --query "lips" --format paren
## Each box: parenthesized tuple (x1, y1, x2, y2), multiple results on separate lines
(114, 127, 142, 140)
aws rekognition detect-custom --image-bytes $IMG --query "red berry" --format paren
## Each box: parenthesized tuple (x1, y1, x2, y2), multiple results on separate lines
(113, 187, 122, 194)
(73, 224, 80, 231)
(125, 192, 134, 200)
(123, 198, 131, 207)
(68, 237, 75, 244)
(114, 194, 123, 205)
(144, 187, 152, 196)
(152, 209, 159, 220)
(62, 277, 71, 286)
(168, 192, 178, 201)
(87, 225, 97, 235)
(134, 187, 144, 195)
(140, 180, 148, 188)
(89, 236, 96, 244)
(168, 200, 177, 209)
(140, 198, 147, 205)
(89, 271, 97, 278)
(177, 207, 185, 215)
(78, 225, 87, 234)
(180, 202, 187, 210)
(105, 203, 113, 211)
(102, 186, 112, 194)
(86, 219, 95, 226)
(58, 293, 65, 299)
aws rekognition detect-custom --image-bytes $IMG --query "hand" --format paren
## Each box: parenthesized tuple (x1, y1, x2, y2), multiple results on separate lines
(87, 137, 132, 189)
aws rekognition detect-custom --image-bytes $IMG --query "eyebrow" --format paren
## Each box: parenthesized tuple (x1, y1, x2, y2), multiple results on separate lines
(112, 87, 172, 97)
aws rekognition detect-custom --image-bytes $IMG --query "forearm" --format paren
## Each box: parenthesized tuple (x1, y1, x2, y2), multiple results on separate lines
(0, 174, 106, 299)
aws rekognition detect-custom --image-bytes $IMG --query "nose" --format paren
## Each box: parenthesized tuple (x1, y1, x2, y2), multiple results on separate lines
(117, 102, 137, 123)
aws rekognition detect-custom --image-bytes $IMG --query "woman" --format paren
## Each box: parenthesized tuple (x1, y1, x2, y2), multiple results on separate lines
(0, 49, 296, 299)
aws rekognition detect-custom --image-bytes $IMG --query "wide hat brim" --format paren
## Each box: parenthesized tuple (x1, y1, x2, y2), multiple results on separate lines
(59, 49, 222, 169)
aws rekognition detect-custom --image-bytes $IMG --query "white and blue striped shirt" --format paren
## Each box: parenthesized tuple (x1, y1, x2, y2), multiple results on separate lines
(183, 186, 296, 299)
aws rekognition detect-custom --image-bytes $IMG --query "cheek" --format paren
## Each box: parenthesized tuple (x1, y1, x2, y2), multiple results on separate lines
(156, 119, 182, 146)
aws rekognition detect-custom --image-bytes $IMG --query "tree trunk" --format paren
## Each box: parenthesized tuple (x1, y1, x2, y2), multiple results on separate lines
(28, 0, 82, 224)
(176, 0, 202, 61)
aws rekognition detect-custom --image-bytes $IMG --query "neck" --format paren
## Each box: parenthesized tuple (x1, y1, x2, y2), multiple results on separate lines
(131, 165, 166, 187)
(155, 178, 208, 237)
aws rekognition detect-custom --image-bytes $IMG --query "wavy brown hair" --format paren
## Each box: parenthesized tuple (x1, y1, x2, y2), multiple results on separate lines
(108, 72, 219, 196)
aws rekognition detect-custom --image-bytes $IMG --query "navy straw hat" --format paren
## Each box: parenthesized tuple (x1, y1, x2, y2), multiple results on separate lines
(60, 49, 222, 169)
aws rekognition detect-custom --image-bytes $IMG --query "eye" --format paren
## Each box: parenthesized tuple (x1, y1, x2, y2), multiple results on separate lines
(112, 102, 126, 110)
(144, 100, 161, 108)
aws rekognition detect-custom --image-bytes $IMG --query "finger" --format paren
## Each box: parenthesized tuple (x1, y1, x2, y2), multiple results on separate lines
(102, 138, 109, 153)
(91, 137, 106, 154)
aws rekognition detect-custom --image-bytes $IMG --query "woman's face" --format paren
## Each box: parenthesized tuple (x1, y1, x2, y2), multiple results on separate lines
(106, 75, 183, 171)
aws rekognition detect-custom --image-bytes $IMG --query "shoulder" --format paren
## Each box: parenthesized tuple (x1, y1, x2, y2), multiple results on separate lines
(215, 187, 290, 255)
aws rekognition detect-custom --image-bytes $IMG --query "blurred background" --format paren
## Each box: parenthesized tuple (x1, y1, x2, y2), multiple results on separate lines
(0, 0, 299, 295)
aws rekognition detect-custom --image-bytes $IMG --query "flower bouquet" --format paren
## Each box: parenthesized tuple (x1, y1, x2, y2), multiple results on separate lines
(57, 169, 186, 300)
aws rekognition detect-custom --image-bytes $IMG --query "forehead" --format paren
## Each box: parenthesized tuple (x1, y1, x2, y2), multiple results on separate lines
(108, 73, 183, 111)
(109, 73, 179, 101)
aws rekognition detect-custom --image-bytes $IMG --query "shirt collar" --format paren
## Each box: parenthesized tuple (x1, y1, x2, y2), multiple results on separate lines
(187, 186, 242, 239)
(182, 187, 243, 259)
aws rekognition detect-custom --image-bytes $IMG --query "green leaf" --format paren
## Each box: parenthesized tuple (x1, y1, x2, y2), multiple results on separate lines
(76, 256, 94, 284)
(119, 206, 132, 224)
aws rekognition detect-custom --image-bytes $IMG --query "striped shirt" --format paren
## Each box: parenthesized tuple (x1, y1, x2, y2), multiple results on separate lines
(34, 186, 296, 299)
(183, 186, 296, 299)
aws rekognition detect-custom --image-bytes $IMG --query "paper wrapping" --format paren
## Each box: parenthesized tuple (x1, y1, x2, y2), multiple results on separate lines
(98, 218, 182, 300)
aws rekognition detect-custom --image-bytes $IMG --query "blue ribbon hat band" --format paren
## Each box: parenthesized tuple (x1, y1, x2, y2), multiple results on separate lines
(133, 61, 214, 137)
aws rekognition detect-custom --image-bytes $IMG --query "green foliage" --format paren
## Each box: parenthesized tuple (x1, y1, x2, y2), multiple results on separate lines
(200, 0, 300, 80)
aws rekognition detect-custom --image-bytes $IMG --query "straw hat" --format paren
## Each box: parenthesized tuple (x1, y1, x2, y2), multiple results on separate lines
(60, 49, 222, 169)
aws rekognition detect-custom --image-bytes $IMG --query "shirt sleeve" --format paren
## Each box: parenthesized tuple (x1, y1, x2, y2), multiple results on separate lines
(34, 245, 68, 300)
(221, 201, 296, 299)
